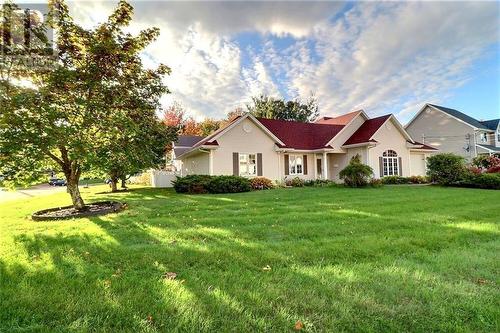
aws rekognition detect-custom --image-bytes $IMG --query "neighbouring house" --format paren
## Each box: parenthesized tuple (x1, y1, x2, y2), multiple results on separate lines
(171, 111, 437, 181)
(405, 103, 500, 160)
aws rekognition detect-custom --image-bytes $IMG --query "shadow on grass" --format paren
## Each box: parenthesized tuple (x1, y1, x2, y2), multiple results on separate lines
(3, 186, 499, 331)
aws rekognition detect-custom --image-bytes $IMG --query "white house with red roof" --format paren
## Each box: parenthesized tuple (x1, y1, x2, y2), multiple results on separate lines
(171, 111, 437, 181)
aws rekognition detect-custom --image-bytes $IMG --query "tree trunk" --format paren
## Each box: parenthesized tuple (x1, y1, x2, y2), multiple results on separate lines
(110, 177, 118, 192)
(67, 179, 85, 211)
(120, 176, 127, 189)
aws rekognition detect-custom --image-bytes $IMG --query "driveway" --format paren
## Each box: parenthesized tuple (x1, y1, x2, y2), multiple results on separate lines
(0, 184, 67, 203)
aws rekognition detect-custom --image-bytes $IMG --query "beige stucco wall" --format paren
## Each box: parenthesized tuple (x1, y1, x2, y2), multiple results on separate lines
(406, 106, 477, 160)
(369, 119, 412, 177)
(328, 115, 366, 151)
(212, 118, 282, 180)
(181, 152, 210, 175)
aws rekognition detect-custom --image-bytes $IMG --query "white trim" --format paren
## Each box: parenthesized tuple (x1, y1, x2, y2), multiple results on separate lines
(476, 144, 500, 153)
(238, 152, 258, 177)
(288, 154, 304, 176)
(324, 110, 369, 147)
(274, 146, 336, 153)
(342, 142, 377, 149)
(177, 145, 217, 159)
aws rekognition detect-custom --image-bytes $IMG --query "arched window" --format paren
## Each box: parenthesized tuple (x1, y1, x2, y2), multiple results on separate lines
(382, 150, 399, 176)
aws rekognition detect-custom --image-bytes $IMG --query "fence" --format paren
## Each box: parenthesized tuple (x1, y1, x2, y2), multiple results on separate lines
(150, 170, 178, 188)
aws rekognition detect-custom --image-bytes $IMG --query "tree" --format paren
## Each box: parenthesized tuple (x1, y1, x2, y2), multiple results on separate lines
(339, 154, 373, 187)
(246, 94, 319, 122)
(0, 0, 172, 209)
(162, 101, 185, 129)
(199, 118, 220, 136)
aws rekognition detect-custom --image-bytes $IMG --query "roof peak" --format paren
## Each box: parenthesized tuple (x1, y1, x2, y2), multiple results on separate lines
(427, 103, 490, 130)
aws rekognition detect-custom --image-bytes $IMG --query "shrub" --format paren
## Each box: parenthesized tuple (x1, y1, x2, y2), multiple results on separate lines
(408, 175, 430, 184)
(426, 153, 466, 185)
(206, 176, 251, 194)
(172, 175, 212, 194)
(455, 173, 500, 190)
(472, 155, 500, 173)
(304, 179, 335, 187)
(249, 177, 274, 190)
(369, 178, 383, 188)
(381, 176, 409, 184)
(339, 154, 373, 187)
(285, 177, 305, 187)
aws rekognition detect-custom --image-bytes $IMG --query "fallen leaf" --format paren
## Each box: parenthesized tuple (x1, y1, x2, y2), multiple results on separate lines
(294, 320, 304, 330)
(163, 272, 177, 280)
(146, 315, 153, 323)
(477, 278, 488, 285)
(262, 265, 272, 271)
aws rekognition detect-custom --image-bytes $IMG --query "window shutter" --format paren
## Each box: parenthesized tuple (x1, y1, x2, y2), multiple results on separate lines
(257, 153, 263, 176)
(398, 157, 403, 176)
(303, 155, 308, 175)
(233, 153, 239, 176)
(284, 154, 289, 175)
(379, 157, 384, 177)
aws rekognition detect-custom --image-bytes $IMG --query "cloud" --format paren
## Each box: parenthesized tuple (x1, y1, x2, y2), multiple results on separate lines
(65, 1, 498, 122)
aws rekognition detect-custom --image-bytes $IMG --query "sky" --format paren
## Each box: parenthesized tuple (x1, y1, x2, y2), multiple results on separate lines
(62, 1, 500, 123)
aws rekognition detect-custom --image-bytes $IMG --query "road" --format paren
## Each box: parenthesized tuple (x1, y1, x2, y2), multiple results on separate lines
(0, 184, 67, 203)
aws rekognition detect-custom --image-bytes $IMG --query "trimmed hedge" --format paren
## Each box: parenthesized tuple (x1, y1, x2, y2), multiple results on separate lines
(381, 175, 429, 184)
(454, 173, 500, 190)
(173, 175, 250, 194)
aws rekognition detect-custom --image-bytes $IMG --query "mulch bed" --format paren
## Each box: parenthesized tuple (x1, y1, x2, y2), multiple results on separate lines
(32, 201, 125, 221)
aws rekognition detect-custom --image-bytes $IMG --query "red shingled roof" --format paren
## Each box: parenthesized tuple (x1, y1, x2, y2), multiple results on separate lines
(315, 110, 362, 125)
(410, 141, 438, 150)
(257, 117, 344, 150)
(343, 114, 391, 146)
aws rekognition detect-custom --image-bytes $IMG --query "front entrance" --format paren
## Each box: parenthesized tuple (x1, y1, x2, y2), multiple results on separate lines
(316, 158, 322, 178)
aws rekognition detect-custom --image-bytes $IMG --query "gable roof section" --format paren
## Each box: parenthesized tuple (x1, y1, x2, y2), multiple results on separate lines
(343, 115, 391, 145)
(427, 104, 491, 130)
(257, 117, 344, 150)
(480, 119, 500, 131)
(174, 135, 205, 147)
(315, 110, 363, 125)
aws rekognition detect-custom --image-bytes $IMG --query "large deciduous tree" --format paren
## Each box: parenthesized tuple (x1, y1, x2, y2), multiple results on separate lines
(0, 0, 174, 209)
(246, 94, 319, 122)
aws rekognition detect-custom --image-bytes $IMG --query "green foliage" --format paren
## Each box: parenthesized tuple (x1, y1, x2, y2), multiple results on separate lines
(339, 154, 373, 187)
(0, 0, 174, 207)
(455, 173, 500, 190)
(249, 177, 274, 190)
(173, 175, 250, 194)
(246, 94, 319, 122)
(381, 175, 429, 185)
(369, 178, 384, 188)
(426, 154, 466, 185)
(304, 179, 336, 187)
(285, 177, 305, 187)
(206, 176, 251, 194)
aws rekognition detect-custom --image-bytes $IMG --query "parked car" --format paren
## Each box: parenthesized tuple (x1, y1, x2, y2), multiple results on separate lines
(49, 178, 67, 186)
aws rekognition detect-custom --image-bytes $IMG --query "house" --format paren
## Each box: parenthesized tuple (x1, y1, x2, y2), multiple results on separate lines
(172, 111, 437, 181)
(405, 103, 500, 160)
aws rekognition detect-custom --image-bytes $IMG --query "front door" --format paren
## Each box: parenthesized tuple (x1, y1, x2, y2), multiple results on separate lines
(316, 158, 322, 178)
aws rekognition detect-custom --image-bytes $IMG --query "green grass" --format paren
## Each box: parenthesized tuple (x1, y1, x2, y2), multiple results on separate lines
(1, 185, 499, 332)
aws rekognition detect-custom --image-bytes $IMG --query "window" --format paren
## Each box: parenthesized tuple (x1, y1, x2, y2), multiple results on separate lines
(497, 131, 500, 142)
(382, 150, 399, 176)
(479, 132, 488, 143)
(239, 153, 256, 176)
(289, 155, 303, 175)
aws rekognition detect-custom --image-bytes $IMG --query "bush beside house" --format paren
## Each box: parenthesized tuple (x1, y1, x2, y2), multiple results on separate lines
(427, 153, 500, 189)
(173, 175, 250, 194)
(339, 154, 374, 187)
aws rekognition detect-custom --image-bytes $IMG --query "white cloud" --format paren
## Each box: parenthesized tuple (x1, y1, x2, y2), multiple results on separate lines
(65, 1, 498, 122)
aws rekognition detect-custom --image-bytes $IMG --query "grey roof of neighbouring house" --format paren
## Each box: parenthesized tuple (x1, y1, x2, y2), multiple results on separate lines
(428, 104, 491, 130)
(480, 119, 500, 131)
(174, 135, 205, 147)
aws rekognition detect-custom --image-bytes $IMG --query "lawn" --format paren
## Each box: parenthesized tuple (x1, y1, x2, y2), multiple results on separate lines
(0, 185, 499, 332)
